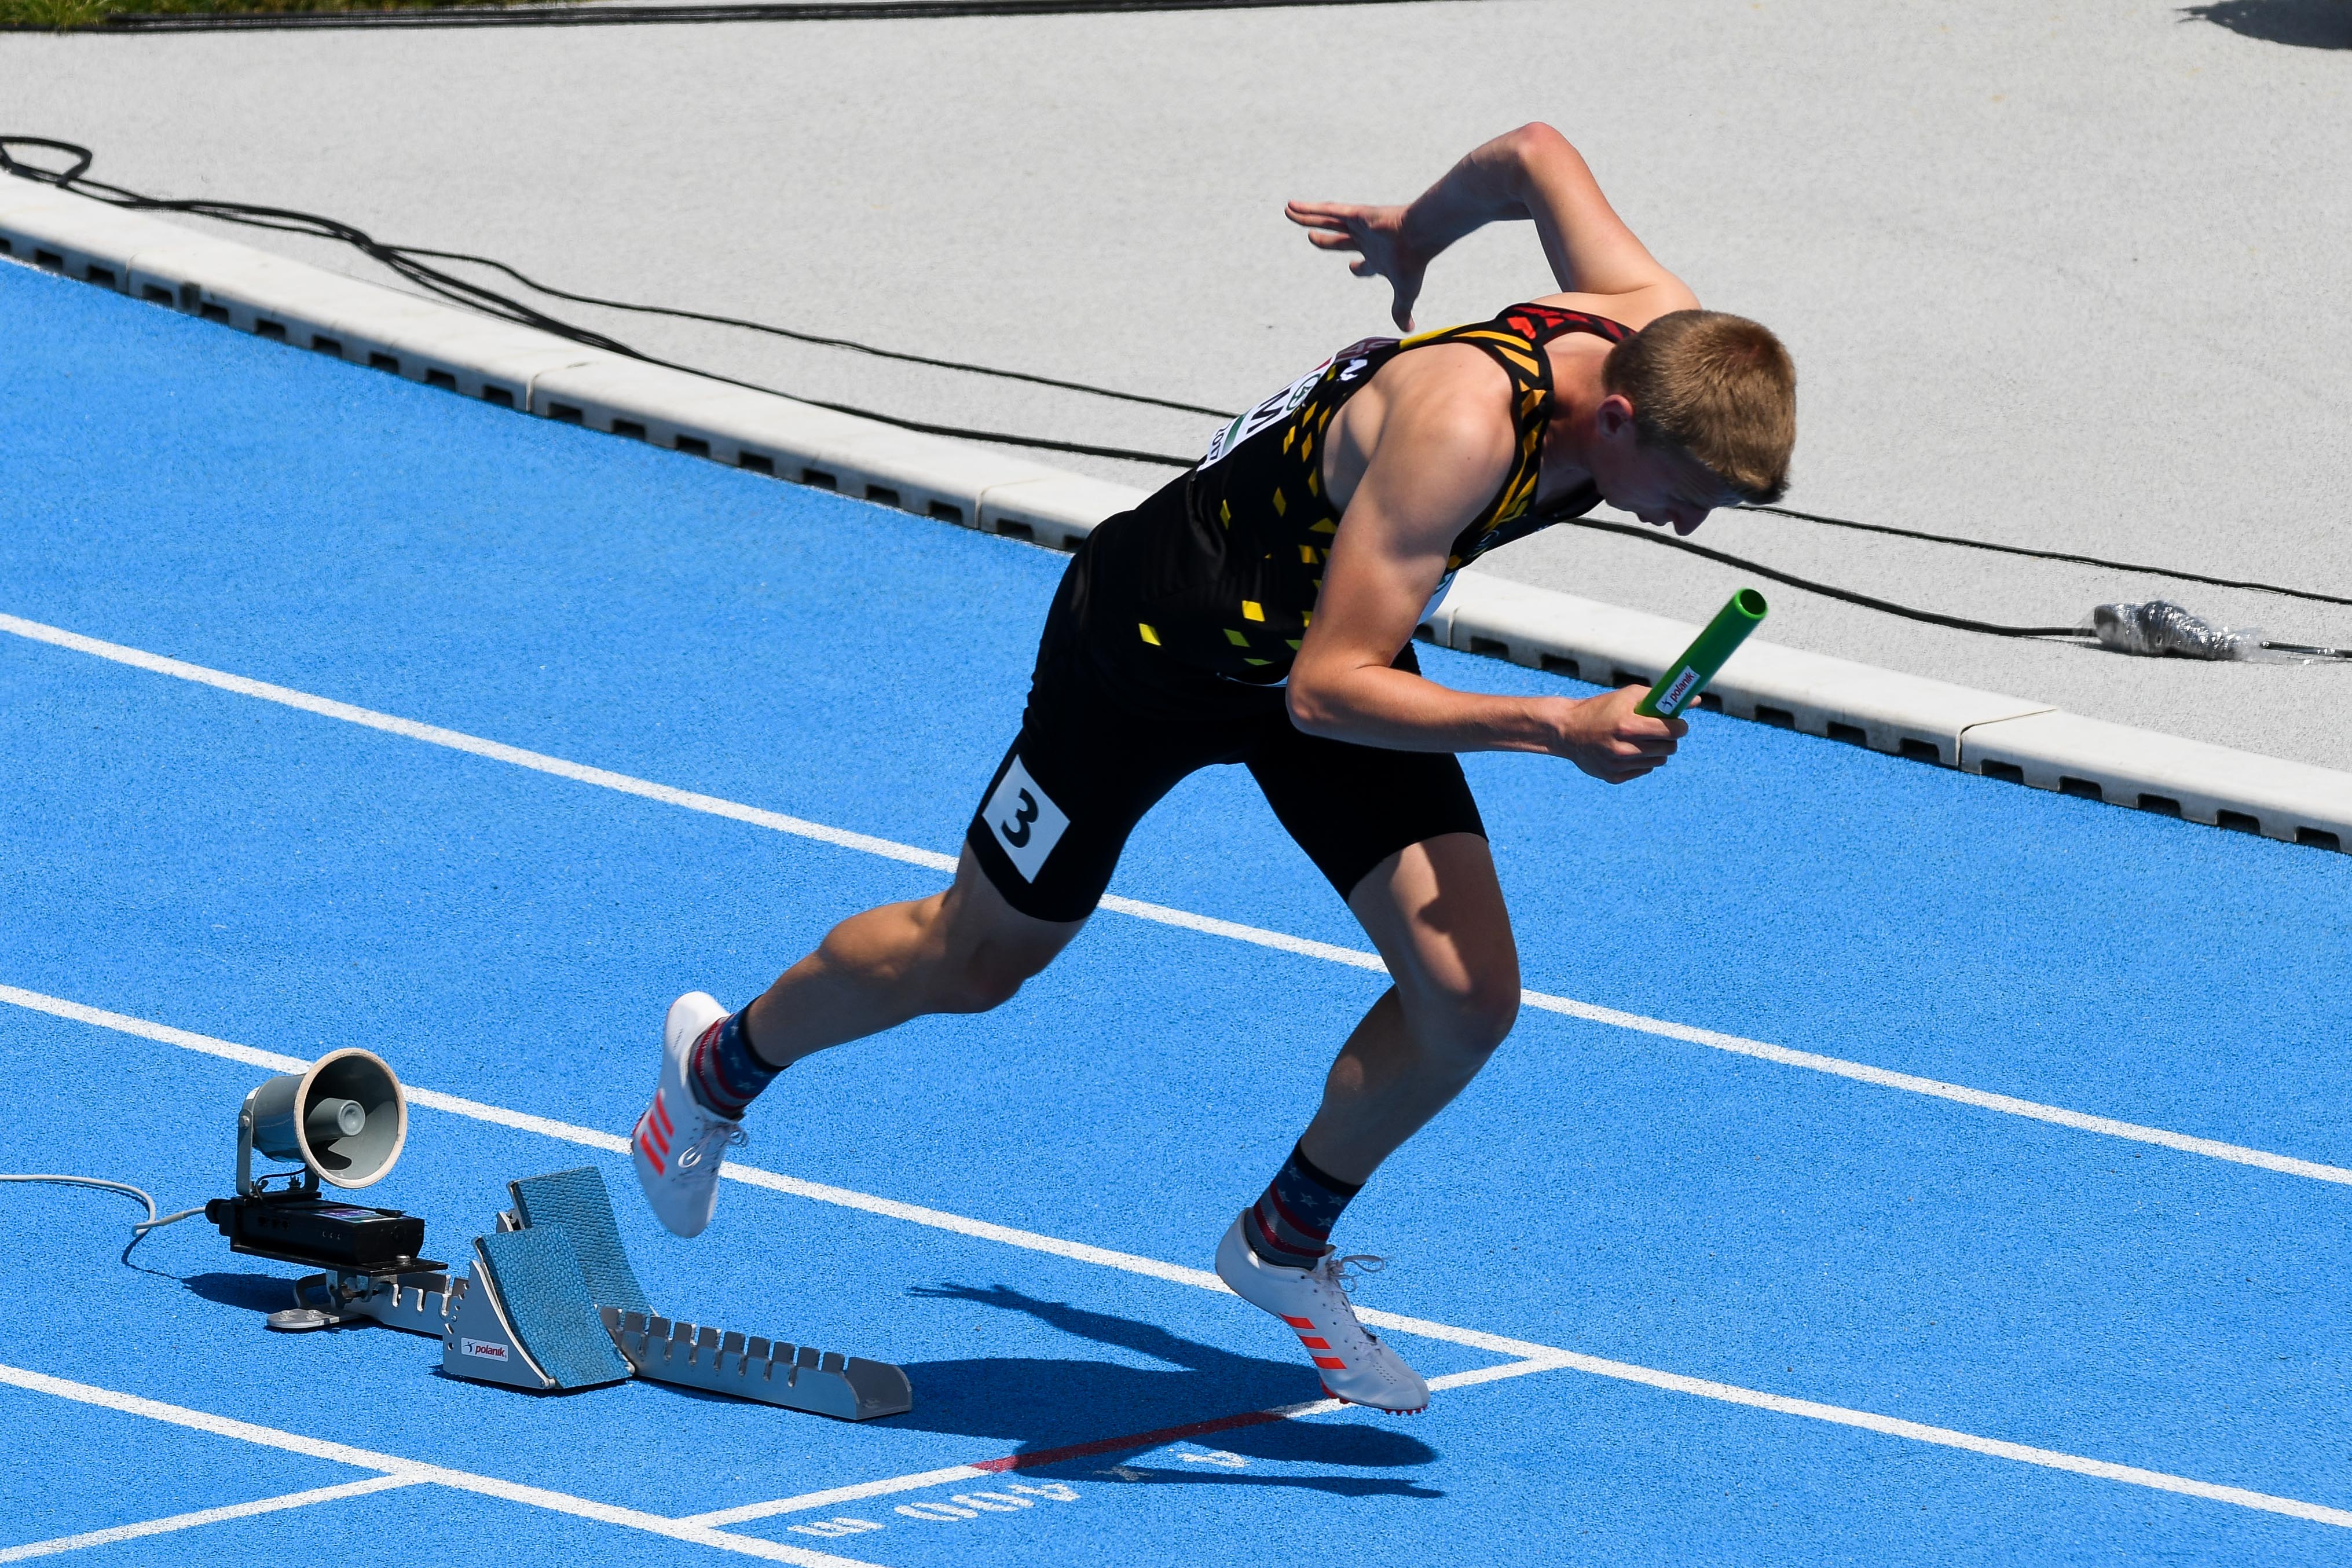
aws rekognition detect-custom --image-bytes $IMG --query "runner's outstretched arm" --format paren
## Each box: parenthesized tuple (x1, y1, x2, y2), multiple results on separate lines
(1287, 123, 1698, 331)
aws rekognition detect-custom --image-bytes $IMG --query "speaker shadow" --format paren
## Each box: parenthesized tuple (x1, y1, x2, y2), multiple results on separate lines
(179, 1270, 303, 1314)
(852, 1282, 1442, 1496)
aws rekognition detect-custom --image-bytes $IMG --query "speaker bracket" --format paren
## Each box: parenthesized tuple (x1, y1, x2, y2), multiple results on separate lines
(270, 1265, 457, 1335)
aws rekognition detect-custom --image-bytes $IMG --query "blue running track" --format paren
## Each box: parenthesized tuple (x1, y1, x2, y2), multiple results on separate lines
(3, 259, 2349, 1566)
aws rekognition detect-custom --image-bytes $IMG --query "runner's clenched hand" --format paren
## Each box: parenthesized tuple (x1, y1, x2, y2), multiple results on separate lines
(1286, 200, 1427, 332)
(1539, 686, 1688, 784)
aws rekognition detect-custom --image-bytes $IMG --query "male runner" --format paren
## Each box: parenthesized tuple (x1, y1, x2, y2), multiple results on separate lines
(631, 124, 1796, 1415)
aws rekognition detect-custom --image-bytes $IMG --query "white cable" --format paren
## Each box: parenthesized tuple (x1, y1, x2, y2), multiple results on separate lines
(0, 1174, 205, 1255)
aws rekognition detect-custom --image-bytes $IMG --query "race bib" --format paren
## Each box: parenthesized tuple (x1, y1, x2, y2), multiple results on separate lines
(1200, 343, 1382, 468)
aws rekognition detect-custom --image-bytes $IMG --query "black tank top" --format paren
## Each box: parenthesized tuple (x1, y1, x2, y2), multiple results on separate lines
(1094, 303, 1631, 684)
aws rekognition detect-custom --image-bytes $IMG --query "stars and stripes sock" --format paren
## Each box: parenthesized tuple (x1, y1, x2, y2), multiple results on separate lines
(686, 1009, 781, 1120)
(1243, 1141, 1363, 1270)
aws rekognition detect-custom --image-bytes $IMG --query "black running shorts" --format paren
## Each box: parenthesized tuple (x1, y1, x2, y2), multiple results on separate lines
(965, 518, 1486, 924)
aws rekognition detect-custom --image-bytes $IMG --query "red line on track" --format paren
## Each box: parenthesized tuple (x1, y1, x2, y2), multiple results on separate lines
(969, 1406, 1295, 1474)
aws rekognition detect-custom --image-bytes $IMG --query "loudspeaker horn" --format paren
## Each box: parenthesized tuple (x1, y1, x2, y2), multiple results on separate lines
(236, 1048, 408, 1196)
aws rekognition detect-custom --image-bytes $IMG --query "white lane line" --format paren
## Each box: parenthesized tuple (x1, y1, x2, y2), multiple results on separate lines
(0, 981, 1547, 1361)
(9, 990, 2350, 1536)
(686, 1465, 994, 1529)
(684, 1369, 1547, 1528)
(0, 1363, 880, 1568)
(0, 611, 956, 878)
(0, 1475, 424, 1563)
(1514, 992, 2352, 1187)
(1542, 1344, 2352, 1530)
(4, 609, 2344, 1189)
(685, 1340, 2352, 1536)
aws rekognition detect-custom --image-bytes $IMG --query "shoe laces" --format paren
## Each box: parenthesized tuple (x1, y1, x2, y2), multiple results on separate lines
(1316, 1253, 1388, 1296)
(674, 1115, 747, 1175)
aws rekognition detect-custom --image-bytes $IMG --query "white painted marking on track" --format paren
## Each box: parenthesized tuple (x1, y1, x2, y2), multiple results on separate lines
(0, 1363, 882, 1567)
(0, 1475, 423, 1563)
(7, 987, 2336, 1537)
(2, 611, 2345, 1188)
(0, 981, 1546, 1361)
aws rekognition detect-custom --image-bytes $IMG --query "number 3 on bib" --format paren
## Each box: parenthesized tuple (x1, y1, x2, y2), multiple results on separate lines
(984, 756, 1070, 882)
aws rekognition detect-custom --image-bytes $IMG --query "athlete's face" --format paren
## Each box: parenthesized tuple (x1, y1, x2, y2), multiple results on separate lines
(1587, 395, 1739, 535)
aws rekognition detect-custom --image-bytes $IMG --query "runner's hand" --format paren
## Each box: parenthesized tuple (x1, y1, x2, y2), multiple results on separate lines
(1285, 200, 1426, 332)
(1542, 686, 1688, 784)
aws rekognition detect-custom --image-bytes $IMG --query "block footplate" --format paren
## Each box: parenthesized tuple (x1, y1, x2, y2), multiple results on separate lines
(602, 1306, 913, 1421)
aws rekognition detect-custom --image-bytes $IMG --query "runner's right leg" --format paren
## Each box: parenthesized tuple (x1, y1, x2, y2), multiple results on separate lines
(744, 851, 1087, 1062)
(632, 852, 1085, 1235)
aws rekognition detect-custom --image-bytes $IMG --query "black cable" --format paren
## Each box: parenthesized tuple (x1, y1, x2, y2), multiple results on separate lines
(0, 138, 1203, 466)
(1746, 504, 2352, 609)
(6, 137, 2345, 654)
(1543, 512, 2096, 640)
(16, 0, 1435, 33)
(1546, 512, 2352, 658)
(402, 247, 1232, 418)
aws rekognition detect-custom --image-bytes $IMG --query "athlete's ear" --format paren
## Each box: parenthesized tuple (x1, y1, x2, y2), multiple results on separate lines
(1594, 393, 1640, 445)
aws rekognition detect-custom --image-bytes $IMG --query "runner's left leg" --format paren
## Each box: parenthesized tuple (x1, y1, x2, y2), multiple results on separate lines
(1301, 831, 1521, 1183)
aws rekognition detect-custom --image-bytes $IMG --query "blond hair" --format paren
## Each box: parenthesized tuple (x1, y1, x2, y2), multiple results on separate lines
(1603, 310, 1796, 504)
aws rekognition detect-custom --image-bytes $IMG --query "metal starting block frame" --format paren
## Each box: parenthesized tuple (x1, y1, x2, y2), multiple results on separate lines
(441, 1166, 912, 1419)
(250, 1165, 912, 1418)
(601, 1306, 912, 1422)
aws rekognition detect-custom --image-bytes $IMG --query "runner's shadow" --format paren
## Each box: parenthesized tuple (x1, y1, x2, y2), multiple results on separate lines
(886, 1283, 1441, 1490)
(2181, 0, 2352, 47)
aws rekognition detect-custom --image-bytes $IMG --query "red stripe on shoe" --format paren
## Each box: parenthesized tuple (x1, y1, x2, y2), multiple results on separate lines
(1280, 1315, 1314, 1329)
(651, 1091, 673, 1140)
(1298, 1336, 1331, 1350)
(635, 1126, 665, 1176)
(1311, 1356, 1347, 1370)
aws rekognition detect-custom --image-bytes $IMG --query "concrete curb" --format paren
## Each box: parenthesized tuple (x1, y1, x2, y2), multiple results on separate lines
(5, 174, 2343, 853)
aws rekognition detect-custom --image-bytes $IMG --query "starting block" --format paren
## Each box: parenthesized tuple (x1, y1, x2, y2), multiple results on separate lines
(438, 1166, 912, 1420)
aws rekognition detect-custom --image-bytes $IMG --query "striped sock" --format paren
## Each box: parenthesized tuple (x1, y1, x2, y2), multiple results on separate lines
(686, 1009, 780, 1120)
(1244, 1142, 1362, 1270)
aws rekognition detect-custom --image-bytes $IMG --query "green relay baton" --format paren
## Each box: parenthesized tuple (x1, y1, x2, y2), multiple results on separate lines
(1635, 588, 1768, 719)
